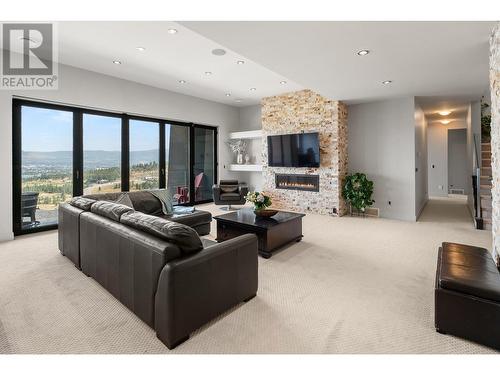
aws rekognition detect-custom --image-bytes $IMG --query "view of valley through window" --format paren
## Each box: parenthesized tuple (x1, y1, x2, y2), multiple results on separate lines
(19, 105, 212, 231)
(129, 119, 159, 191)
(21, 109, 165, 229)
(21, 106, 73, 229)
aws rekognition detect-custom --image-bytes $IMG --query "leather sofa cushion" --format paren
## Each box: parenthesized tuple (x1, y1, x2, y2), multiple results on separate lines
(220, 185, 238, 193)
(438, 242, 500, 302)
(83, 192, 121, 202)
(70, 197, 96, 211)
(90, 200, 134, 222)
(126, 191, 163, 215)
(160, 210, 212, 228)
(120, 211, 203, 254)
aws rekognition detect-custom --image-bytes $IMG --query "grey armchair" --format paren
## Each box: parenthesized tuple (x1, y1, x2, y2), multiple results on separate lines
(213, 180, 248, 210)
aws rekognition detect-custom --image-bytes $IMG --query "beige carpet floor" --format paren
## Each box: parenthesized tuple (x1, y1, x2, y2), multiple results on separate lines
(0, 197, 497, 354)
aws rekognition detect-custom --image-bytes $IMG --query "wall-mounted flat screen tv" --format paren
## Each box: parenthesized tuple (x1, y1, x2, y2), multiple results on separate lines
(267, 132, 320, 167)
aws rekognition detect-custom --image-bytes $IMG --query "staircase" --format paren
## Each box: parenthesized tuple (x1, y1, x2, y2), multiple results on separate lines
(480, 142, 493, 230)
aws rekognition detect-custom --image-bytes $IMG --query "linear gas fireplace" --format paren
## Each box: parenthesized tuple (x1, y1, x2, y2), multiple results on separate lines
(275, 173, 320, 192)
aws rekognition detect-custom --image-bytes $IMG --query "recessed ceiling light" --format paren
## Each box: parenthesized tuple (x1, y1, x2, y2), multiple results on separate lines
(280, 81, 287, 85)
(250, 87, 256, 91)
(440, 120, 451, 125)
(382, 80, 392, 85)
(438, 111, 451, 116)
(212, 48, 226, 56)
(167, 28, 178, 34)
(357, 49, 370, 56)
(235, 99, 243, 103)
(205, 71, 212, 76)
(178, 80, 186, 84)
(225, 93, 231, 97)
(236, 60, 245, 65)
(136, 47, 145, 51)
(113, 60, 122, 65)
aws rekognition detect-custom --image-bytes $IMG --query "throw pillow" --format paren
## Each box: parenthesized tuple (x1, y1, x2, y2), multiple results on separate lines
(150, 189, 174, 214)
(115, 193, 134, 209)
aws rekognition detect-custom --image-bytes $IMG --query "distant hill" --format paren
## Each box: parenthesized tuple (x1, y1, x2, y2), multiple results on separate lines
(22, 149, 160, 169)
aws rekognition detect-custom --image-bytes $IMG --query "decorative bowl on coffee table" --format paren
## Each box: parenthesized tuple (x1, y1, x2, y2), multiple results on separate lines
(254, 209, 278, 218)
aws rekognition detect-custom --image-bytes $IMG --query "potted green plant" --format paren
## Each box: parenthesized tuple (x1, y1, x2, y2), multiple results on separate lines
(481, 101, 491, 143)
(342, 173, 374, 216)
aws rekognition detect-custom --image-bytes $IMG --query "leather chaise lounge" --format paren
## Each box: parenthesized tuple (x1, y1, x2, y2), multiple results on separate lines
(435, 242, 500, 350)
(58, 192, 258, 349)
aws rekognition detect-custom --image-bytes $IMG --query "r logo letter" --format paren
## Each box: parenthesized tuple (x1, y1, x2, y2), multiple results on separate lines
(2, 23, 53, 75)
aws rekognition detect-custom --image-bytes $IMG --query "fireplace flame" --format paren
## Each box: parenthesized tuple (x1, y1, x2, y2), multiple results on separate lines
(277, 182, 317, 189)
(275, 174, 319, 191)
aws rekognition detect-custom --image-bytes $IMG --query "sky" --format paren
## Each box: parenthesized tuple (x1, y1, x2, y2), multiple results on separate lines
(21, 106, 169, 152)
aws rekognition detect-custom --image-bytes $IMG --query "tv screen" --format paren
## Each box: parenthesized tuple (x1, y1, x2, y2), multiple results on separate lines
(267, 132, 320, 167)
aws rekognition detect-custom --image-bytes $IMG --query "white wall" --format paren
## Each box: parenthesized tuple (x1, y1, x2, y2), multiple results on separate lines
(448, 129, 468, 193)
(414, 101, 428, 218)
(239, 105, 262, 131)
(236, 105, 263, 191)
(348, 98, 417, 221)
(0, 63, 240, 241)
(427, 120, 468, 197)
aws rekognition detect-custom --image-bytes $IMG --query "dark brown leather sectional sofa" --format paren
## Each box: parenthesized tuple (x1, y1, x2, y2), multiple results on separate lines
(435, 242, 500, 350)
(59, 190, 212, 269)
(58, 191, 258, 349)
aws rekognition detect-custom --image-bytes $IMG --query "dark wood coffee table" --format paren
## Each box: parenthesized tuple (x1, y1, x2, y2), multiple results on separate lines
(214, 209, 305, 258)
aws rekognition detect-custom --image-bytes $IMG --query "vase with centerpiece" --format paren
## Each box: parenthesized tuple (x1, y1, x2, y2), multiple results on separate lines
(226, 139, 247, 165)
(245, 191, 278, 217)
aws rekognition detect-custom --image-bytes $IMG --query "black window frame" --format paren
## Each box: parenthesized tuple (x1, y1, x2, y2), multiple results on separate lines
(12, 98, 218, 236)
(191, 123, 219, 205)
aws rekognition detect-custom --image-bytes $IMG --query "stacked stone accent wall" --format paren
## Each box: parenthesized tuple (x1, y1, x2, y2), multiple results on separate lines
(261, 90, 348, 216)
(490, 23, 500, 264)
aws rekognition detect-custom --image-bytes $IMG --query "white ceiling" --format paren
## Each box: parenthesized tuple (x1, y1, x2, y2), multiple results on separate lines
(182, 21, 496, 104)
(417, 96, 472, 124)
(57, 21, 496, 108)
(57, 21, 303, 107)
(417, 96, 471, 122)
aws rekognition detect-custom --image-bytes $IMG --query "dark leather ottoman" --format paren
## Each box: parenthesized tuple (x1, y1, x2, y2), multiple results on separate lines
(435, 242, 500, 350)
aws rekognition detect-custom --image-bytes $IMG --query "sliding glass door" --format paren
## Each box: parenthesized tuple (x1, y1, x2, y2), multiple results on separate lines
(193, 126, 217, 203)
(83, 114, 122, 195)
(129, 119, 160, 191)
(13, 99, 218, 235)
(16, 105, 74, 232)
(165, 123, 190, 204)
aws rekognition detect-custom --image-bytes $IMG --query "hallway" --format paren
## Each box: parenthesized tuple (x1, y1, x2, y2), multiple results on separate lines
(418, 196, 476, 229)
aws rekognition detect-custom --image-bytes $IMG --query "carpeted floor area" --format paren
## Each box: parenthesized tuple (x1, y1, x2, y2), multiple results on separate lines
(0, 197, 497, 354)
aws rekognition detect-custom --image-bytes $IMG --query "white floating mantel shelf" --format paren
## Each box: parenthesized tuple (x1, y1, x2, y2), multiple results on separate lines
(229, 130, 263, 140)
(228, 164, 263, 172)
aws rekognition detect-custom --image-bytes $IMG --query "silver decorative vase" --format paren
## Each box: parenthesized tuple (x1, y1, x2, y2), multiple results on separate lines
(237, 153, 243, 164)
